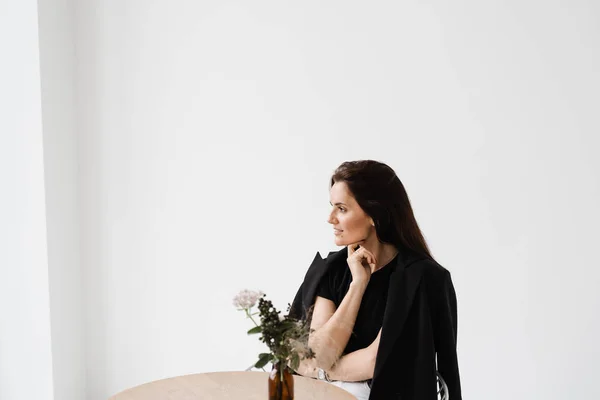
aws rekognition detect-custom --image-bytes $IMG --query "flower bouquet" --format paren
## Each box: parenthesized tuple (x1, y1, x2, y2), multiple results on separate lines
(233, 289, 315, 399)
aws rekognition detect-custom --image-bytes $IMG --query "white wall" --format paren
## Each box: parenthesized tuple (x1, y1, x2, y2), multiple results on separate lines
(0, 1, 55, 399)
(3, 1, 597, 399)
(73, 1, 600, 399)
(37, 0, 85, 399)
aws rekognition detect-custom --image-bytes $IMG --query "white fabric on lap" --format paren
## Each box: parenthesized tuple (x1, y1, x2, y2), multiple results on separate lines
(328, 380, 371, 400)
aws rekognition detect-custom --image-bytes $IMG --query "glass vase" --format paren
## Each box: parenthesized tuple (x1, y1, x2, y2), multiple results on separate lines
(268, 361, 294, 400)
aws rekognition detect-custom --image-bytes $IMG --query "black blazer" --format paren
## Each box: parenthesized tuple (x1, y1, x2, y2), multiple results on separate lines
(288, 247, 462, 400)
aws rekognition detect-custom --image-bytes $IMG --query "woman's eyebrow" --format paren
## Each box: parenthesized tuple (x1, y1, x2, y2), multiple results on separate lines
(330, 202, 347, 206)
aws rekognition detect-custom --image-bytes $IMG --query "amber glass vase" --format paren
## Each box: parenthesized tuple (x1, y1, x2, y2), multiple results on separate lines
(268, 361, 294, 400)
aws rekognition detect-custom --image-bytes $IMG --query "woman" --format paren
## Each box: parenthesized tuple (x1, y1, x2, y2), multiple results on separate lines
(288, 160, 461, 400)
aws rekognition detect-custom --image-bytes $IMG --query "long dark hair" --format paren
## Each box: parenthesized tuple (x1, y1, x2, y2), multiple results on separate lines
(330, 160, 434, 260)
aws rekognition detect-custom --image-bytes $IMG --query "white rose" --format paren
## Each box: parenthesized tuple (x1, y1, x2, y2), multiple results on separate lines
(232, 289, 264, 309)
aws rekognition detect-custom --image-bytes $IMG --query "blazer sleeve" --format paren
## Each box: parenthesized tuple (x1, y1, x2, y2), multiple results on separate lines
(434, 270, 462, 400)
(287, 251, 328, 323)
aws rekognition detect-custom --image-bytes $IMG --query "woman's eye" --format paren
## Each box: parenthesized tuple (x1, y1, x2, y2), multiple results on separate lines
(339, 207, 346, 212)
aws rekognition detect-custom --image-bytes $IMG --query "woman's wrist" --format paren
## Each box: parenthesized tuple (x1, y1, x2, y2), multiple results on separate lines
(349, 280, 368, 292)
(325, 366, 338, 381)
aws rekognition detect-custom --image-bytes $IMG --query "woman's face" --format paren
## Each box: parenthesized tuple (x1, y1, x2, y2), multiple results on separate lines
(328, 181, 374, 246)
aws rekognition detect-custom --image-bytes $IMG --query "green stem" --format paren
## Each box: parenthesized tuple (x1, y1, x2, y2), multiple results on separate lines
(245, 309, 267, 372)
(245, 309, 260, 327)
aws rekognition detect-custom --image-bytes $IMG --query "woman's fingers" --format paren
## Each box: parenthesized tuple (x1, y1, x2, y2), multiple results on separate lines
(362, 249, 377, 266)
(347, 243, 378, 267)
(369, 254, 376, 267)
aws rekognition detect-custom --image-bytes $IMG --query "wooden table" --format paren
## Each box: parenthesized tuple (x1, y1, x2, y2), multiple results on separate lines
(109, 371, 357, 399)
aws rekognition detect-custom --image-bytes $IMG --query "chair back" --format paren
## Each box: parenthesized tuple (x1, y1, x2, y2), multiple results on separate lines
(436, 371, 449, 400)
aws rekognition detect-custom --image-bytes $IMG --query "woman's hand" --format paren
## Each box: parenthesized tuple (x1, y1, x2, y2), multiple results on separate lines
(347, 242, 377, 287)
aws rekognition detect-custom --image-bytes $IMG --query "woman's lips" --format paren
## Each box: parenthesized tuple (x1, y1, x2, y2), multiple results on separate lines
(334, 229, 343, 235)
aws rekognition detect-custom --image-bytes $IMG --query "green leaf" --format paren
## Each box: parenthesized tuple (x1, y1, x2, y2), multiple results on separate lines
(255, 353, 273, 369)
(290, 353, 300, 372)
(279, 320, 296, 330)
(247, 326, 262, 335)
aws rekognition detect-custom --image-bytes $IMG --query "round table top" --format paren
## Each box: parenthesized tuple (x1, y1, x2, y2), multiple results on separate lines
(109, 371, 357, 400)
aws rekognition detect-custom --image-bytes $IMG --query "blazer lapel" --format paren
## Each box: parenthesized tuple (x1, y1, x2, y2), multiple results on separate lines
(373, 253, 424, 378)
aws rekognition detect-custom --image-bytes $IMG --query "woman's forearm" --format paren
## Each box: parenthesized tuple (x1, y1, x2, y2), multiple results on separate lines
(308, 282, 367, 370)
(293, 347, 375, 382)
(326, 346, 377, 382)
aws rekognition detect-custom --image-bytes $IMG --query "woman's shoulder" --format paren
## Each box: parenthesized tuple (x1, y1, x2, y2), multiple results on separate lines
(323, 247, 348, 266)
(307, 247, 348, 278)
(307, 247, 347, 266)
(303, 247, 346, 279)
(325, 247, 353, 275)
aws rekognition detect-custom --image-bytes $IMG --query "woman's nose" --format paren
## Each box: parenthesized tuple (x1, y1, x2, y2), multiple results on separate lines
(327, 213, 336, 224)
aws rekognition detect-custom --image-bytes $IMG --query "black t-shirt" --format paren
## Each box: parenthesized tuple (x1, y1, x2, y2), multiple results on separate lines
(315, 253, 399, 355)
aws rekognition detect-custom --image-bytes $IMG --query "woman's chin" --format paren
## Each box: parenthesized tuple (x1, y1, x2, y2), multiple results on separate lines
(334, 237, 348, 246)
